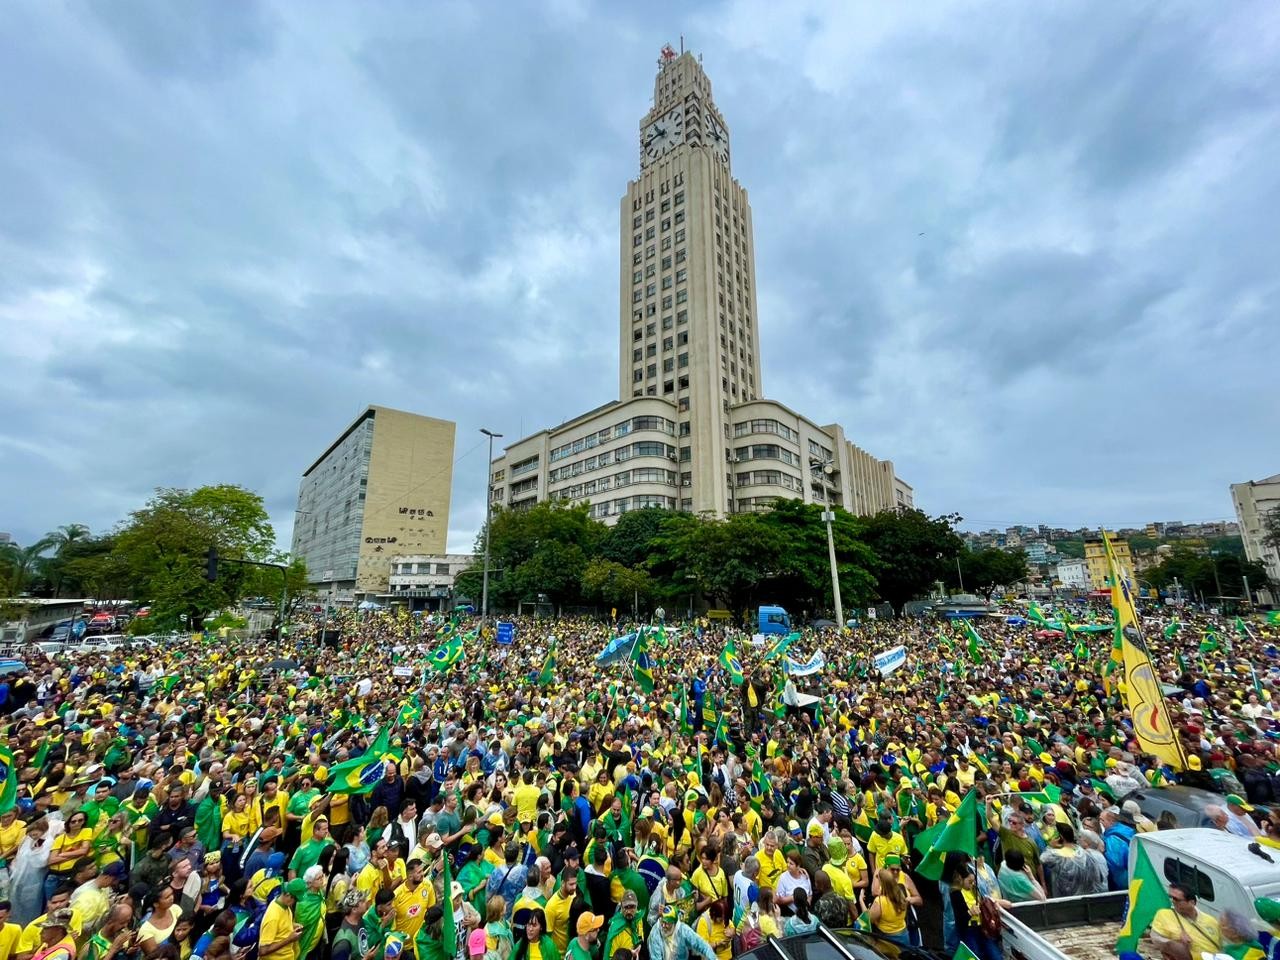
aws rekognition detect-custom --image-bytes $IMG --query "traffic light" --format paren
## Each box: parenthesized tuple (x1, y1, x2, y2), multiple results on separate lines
(205, 546, 218, 582)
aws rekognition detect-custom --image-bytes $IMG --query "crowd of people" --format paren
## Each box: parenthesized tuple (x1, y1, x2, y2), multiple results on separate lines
(0, 600, 1277, 960)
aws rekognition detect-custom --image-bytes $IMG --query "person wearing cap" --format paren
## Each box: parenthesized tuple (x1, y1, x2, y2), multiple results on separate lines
(566, 912, 602, 960)
(260, 877, 304, 960)
(330, 889, 369, 960)
(30, 909, 75, 960)
(603, 891, 643, 960)
(1224, 795, 1262, 839)
(648, 905, 717, 960)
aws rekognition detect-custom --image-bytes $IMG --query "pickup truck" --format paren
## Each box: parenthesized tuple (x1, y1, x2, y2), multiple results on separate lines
(999, 829, 1280, 960)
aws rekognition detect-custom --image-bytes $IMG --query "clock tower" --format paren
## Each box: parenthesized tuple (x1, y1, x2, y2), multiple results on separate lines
(618, 47, 763, 516)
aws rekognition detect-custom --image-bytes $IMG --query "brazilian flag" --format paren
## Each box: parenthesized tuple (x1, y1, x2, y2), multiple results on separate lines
(156, 674, 181, 693)
(719, 639, 745, 686)
(427, 633, 465, 673)
(0, 744, 18, 813)
(631, 633, 655, 694)
(960, 620, 984, 664)
(326, 727, 392, 796)
(396, 696, 422, 728)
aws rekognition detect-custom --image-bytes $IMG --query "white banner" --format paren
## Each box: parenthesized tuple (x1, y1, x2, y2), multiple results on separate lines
(872, 644, 907, 676)
(784, 651, 826, 676)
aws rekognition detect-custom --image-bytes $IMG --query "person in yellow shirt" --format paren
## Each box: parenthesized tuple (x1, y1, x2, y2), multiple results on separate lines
(1150, 884, 1221, 960)
(755, 832, 786, 892)
(357, 839, 398, 899)
(689, 844, 729, 913)
(15, 889, 83, 960)
(0, 903, 20, 960)
(544, 870, 578, 953)
(0, 810, 26, 867)
(393, 858, 435, 942)
(821, 841, 855, 900)
(736, 797, 762, 844)
(260, 879, 304, 960)
(514, 771, 542, 826)
(865, 818, 908, 874)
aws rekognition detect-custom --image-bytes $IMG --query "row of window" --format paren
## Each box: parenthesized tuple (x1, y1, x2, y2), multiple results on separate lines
(392, 562, 451, 576)
(554, 467, 679, 502)
(809, 439, 834, 461)
(735, 444, 800, 467)
(632, 310, 689, 336)
(510, 455, 539, 477)
(589, 495, 677, 518)
(735, 471, 803, 491)
(548, 416, 677, 463)
(734, 419, 797, 442)
(630, 172, 685, 213)
(548, 440, 678, 481)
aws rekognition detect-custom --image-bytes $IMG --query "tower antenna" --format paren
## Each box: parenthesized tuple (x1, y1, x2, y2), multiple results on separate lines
(680, 35, 684, 55)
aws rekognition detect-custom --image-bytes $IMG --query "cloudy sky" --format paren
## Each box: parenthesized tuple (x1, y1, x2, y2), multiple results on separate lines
(3, 1, 1278, 554)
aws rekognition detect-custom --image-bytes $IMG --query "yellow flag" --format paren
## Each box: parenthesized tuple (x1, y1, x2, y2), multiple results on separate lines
(1102, 530, 1138, 632)
(1122, 630, 1186, 770)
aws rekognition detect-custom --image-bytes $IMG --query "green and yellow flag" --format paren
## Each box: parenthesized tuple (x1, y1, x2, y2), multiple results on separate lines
(427, 633, 465, 673)
(396, 696, 422, 728)
(1116, 840, 1169, 954)
(719, 638, 745, 685)
(631, 632, 655, 694)
(0, 744, 16, 813)
(1122, 630, 1186, 771)
(325, 727, 392, 795)
(960, 620, 984, 664)
(441, 848, 458, 957)
(917, 789, 978, 880)
(538, 643, 556, 687)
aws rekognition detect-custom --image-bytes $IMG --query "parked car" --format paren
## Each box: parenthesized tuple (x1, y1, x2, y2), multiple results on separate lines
(1119, 784, 1229, 828)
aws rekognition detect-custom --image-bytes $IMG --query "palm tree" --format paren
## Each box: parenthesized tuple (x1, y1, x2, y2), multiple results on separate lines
(49, 523, 91, 555)
(0, 536, 57, 597)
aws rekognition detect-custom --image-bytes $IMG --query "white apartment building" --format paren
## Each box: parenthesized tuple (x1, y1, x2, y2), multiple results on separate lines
(1231, 474, 1280, 600)
(382, 553, 476, 611)
(490, 47, 911, 521)
(1054, 558, 1089, 590)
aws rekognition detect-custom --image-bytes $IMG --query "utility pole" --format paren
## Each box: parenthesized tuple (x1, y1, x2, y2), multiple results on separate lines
(479, 428, 503, 627)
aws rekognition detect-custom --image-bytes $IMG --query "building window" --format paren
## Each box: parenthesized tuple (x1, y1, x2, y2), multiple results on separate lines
(676, 290, 687, 304)
(678, 331, 688, 345)
(675, 229, 685, 243)
(662, 276, 673, 290)
(679, 421, 690, 437)
(679, 446, 691, 462)
(646, 344, 657, 357)
(633, 348, 643, 362)
(662, 315, 673, 330)
(435, 563, 450, 575)
(677, 310, 688, 325)
(633, 370, 643, 382)
(678, 352, 688, 367)
(676, 269, 687, 283)
(678, 397, 690, 412)
(678, 375, 689, 389)
(662, 295, 673, 309)
(647, 363, 657, 378)
(663, 358, 674, 372)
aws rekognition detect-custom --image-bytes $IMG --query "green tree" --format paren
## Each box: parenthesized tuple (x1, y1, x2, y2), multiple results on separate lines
(955, 547, 1030, 599)
(647, 512, 787, 617)
(599, 508, 678, 569)
(242, 554, 311, 630)
(859, 509, 965, 612)
(581, 558, 655, 611)
(113, 485, 276, 630)
(457, 501, 607, 611)
(0, 536, 57, 596)
(754, 499, 877, 614)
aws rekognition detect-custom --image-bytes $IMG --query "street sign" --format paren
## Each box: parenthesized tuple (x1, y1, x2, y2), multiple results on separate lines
(496, 621, 515, 645)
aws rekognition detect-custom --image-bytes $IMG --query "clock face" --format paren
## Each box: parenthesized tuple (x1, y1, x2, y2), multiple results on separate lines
(705, 110, 730, 166)
(642, 106, 685, 164)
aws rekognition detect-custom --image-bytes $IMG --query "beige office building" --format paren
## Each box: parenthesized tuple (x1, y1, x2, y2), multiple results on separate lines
(292, 405, 455, 601)
(1232, 474, 1280, 598)
(490, 48, 910, 521)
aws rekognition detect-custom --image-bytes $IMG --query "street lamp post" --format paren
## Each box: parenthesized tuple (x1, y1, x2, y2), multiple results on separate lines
(479, 428, 502, 627)
(809, 456, 844, 627)
(821, 509, 844, 628)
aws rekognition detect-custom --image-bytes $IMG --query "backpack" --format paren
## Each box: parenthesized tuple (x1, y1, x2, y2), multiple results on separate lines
(978, 896, 1003, 940)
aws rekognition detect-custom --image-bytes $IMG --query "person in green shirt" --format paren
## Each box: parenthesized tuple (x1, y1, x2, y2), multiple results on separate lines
(80, 781, 121, 830)
(82, 902, 134, 960)
(567, 912, 602, 960)
(195, 785, 224, 855)
(996, 850, 1044, 904)
(598, 798, 631, 848)
(289, 817, 335, 879)
(361, 889, 397, 960)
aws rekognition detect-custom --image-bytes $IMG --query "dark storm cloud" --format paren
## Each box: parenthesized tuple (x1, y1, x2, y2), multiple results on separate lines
(1, 0, 1277, 554)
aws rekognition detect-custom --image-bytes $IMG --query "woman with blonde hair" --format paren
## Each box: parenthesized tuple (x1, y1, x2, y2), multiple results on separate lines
(868, 868, 910, 947)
